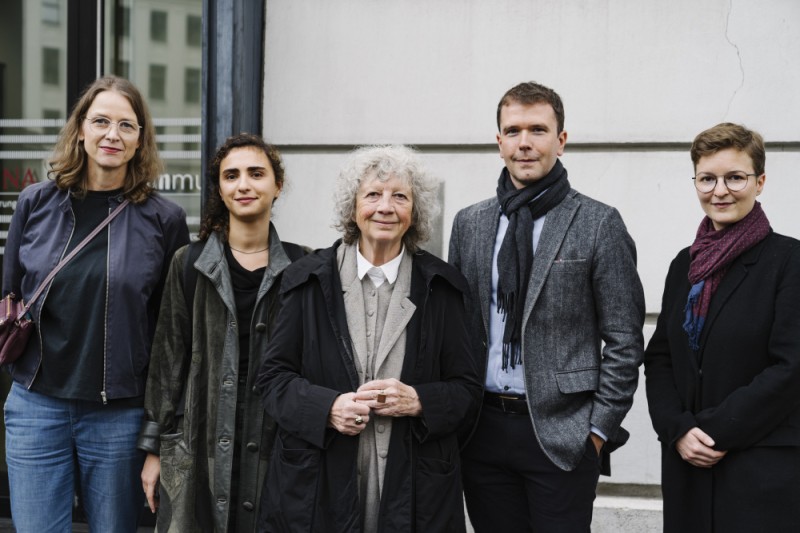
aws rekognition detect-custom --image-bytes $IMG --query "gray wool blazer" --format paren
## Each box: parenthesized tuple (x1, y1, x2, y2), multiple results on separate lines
(449, 187, 645, 471)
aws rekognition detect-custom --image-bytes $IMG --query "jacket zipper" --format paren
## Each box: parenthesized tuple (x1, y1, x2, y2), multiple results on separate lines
(29, 205, 76, 389)
(101, 203, 112, 404)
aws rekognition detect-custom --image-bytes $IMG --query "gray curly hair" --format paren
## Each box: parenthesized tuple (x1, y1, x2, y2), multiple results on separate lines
(333, 145, 440, 252)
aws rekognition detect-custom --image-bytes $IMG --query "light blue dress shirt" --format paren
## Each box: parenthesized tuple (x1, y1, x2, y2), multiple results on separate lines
(485, 212, 544, 395)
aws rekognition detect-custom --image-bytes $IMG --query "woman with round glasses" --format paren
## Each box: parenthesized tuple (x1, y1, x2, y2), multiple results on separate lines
(645, 122, 800, 532)
(2, 75, 189, 532)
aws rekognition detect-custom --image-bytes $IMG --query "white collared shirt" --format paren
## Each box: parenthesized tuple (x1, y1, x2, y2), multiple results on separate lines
(356, 245, 404, 287)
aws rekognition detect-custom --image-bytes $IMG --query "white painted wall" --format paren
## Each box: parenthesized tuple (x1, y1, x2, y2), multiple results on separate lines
(263, 0, 800, 486)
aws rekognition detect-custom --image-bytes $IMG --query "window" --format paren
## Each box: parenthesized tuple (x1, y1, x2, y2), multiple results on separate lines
(42, 48, 60, 85)
(186, 15, 201, 47)
(151, 11, 168, 43)
(42, 0, 60, 24)
(43, 109, 62, 120)
(184, 68, 201, 104)
(120, 7, 130, 38)
(116, 60, 130, 80)
(149, 64, 166, 100)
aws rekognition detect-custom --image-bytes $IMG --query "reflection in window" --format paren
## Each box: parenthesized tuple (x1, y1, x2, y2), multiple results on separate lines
(151, 11, 168, 43)
(42, 48, 60, 85)
(118, 60, 130, 80)
(120, 7, 131, 38)
(42, 0, 61, 24)
(186, 15, 201, 47)
(149, 64, 167, 100)
(185, 68, 201, 104)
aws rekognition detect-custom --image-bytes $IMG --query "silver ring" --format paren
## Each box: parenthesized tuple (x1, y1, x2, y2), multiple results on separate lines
(355, 415, 364, 425)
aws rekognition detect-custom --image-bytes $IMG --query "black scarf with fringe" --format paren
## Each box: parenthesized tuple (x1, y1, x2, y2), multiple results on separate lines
(496, 160, 570, 369)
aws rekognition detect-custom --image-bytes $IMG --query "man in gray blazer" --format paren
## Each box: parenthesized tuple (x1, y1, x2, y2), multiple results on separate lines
(449, 81, 645, 531)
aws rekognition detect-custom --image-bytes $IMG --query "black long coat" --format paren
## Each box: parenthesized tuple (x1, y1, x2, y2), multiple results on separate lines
(644, 232, 800, 532)
(256, 242, 482, 532)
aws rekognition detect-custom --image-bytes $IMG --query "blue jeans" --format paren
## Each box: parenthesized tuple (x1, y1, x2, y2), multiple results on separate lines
(4, 382, 145, 533)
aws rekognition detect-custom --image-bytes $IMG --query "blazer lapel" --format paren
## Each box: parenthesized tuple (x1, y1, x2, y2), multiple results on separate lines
(375, 253, 416, 375)
(476, 204, 501, 337)
(338, 245, 368, 382)
(521, 193, 579, 328)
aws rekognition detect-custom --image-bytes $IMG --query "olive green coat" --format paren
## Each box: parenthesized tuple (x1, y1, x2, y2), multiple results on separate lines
(140, 227, 296, 532)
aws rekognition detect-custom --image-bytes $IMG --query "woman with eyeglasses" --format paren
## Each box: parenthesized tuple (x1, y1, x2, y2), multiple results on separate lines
(644, 123, 800, 532)
(2, 75, 189, 532)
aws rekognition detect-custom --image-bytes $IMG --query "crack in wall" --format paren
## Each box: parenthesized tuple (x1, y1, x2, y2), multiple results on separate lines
(724, 0, 746, 118)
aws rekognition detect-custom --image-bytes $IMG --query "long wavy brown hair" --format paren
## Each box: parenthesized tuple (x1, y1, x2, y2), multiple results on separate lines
(48, 76, 161, 204)
(198, 133, 286, 241)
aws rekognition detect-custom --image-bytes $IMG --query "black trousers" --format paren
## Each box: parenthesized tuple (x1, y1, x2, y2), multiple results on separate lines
(461, 404, 600, 533)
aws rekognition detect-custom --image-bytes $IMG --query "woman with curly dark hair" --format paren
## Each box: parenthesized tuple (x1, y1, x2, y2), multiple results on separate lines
(138, 133, 306, 532)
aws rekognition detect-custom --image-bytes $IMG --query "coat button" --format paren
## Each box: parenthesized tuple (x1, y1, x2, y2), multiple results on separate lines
(255, 323, 266, 332)
(247, 442, 258, 452)
(243, 501, 254, 511)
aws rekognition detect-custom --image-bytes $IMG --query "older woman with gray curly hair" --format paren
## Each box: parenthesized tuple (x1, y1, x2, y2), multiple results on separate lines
(257, 145, 481, 532)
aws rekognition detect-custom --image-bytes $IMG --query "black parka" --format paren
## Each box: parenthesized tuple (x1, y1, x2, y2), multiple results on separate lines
(256, 241, 482, 532)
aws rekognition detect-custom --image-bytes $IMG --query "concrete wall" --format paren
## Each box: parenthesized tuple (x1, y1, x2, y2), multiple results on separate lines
(262, 0, 800, 486)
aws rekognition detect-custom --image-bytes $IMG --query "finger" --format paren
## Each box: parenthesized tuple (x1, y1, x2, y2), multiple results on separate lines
(358, 379, 390, 392)
(352, 391, 378, 402)
(145, 488, 156, 513)
(691, 428, 716, 448)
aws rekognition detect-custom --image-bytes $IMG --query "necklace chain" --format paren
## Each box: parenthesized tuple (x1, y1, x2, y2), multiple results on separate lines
(229, 245, 268, 254)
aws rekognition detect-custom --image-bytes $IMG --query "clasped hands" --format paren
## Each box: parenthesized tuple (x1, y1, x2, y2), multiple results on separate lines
(676, 427, 727, 468)
(328, 378, 421, 436)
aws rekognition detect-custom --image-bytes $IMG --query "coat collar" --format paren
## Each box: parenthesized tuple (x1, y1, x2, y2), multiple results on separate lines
(282, 239, 467, 296)
(194, 223, 291, 313)
(697, 231, 771, 354)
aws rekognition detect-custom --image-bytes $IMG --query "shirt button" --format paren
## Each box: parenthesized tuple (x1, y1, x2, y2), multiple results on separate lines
(377, 424, 385, 433)
(255, 323, 266, 332)
(217, 497, 227, 505)
(368, 310, 374, 317)
(379, 450, 388, 459)
(503, 385, 509, 391)
(223, 378, 233, 386)
(247, 442, 258, 452)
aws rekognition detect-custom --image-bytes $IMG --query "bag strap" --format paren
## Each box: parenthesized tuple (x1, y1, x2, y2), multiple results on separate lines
(19, 198, 130, 319)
